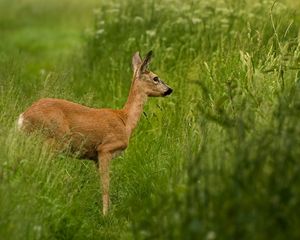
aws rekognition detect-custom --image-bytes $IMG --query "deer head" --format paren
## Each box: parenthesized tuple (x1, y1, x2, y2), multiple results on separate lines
(132, 51, 173, 97)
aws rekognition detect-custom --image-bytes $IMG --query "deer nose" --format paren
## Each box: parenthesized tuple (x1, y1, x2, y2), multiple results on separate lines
(163, 88, 173, 96)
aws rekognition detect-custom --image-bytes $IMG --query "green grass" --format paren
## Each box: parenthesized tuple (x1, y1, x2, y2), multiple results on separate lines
(1, 0, 300, 239)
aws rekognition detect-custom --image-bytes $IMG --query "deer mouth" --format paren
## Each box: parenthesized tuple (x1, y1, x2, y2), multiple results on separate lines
(163, 88, 173, 96)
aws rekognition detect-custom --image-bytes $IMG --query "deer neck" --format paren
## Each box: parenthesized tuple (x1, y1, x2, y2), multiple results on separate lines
(123, 80, 147, 136)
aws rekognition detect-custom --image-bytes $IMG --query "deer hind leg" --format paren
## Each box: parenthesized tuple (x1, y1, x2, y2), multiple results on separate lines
(44, 116, 72, 152)
(98, 152, 112, 216)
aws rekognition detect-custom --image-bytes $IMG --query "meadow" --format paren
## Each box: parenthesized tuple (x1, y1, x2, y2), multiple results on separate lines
(1, 0, 300, 239)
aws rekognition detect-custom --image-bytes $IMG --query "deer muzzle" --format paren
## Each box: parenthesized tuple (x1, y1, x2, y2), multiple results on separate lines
(163, 87, 173, 96)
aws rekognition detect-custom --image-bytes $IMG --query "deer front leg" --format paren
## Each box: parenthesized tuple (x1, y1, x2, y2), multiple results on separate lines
(98, 152, 112, 216)
(97, 140, 128, 215)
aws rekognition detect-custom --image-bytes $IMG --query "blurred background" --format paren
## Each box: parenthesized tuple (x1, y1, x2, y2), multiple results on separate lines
(1, 0, 300, 239)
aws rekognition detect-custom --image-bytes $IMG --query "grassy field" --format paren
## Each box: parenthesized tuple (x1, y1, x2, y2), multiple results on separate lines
(1, 0, 300, 239)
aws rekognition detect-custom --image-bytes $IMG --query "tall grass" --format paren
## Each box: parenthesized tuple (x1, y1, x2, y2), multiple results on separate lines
(1, 0, 300, 239)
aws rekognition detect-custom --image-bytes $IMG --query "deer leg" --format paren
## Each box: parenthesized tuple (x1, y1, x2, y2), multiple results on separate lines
(98, 152, 112, 216)
(97, 141, 127, 215)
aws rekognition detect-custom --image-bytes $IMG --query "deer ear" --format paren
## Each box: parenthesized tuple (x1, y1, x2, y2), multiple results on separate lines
(140, 50, 153, 73)
(132, 52, 142, 73)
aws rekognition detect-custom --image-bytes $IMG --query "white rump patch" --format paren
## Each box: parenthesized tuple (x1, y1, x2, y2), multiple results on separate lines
(17, 113, 24, 130)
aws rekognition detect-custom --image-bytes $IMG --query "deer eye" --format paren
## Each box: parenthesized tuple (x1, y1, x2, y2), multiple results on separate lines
(153, 76, 159, 83)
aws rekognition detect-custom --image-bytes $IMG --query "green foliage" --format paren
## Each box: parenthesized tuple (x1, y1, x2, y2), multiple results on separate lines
(1, 0, 300, 239)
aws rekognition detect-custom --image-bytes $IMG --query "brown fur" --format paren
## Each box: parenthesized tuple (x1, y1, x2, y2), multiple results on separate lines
(18, 51, 172, 215)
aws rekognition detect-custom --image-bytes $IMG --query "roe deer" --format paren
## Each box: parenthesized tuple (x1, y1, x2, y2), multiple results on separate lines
(18, 51, 173, 215)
